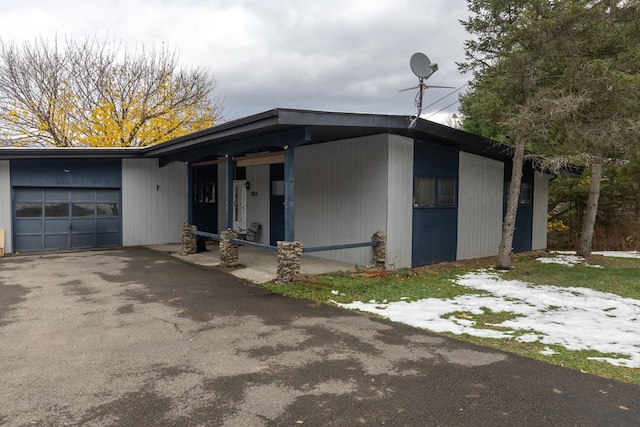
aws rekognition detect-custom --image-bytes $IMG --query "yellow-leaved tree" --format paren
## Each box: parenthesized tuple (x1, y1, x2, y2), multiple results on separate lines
(0, 36, 221, 147)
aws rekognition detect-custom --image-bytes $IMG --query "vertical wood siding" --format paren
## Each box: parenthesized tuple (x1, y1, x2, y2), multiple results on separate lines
(245, 165, 270, 244)
(295, 134, 390, 266)
(457, 152, 504, 260)
(532, 172, 550, 250)
(122, 159, 186, 246)
(0, 161, 12, 253)
(386, 135, 413, 268)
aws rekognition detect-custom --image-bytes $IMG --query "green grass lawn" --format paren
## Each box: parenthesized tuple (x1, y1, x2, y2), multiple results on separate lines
(265, 252, 640, 386)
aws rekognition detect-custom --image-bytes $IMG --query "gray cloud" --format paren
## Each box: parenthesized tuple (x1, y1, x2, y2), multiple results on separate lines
(0, 0, 471, 124)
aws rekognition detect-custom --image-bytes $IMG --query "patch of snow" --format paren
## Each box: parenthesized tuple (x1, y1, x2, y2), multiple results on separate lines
(540, 347, 558, 356)
(338, 270, 640, 368)
(536, 255, 585, 266)
(593, 251, 640, 259)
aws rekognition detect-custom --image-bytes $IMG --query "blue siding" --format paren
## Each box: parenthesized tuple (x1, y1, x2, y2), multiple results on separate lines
(191, 164, 218, 232)
(504, 165, 534, 253)
(269, 163, 285, 246)
(11, 159, 121, 187)
(412, 141, 459, 266)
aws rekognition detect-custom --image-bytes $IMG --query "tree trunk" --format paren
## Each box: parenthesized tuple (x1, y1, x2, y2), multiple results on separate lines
(497, 138, 526, 270)
(577, 158, 603, 257)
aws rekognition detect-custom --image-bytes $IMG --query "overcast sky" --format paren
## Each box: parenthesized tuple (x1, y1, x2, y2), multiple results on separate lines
(0, 0, 472, 125)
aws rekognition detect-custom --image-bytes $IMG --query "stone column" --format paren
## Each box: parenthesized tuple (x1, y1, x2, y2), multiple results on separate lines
(371, 231, 387, 270)
(181, 223, 198, 255)
(277, 241, 303, 284)
(220, 229, 239, 267)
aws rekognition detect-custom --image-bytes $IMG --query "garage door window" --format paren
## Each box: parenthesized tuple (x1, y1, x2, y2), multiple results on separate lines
(45, 203, 69, 217)
(15, 203, 42, 218)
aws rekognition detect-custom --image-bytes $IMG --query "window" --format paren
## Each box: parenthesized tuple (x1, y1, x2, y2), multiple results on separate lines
(414, 177, 435, 207)
(519, 182, 532, 205)
(414, 177, 457, 207)
(507, 181, 533, 205)
(437, 178, 457, 205)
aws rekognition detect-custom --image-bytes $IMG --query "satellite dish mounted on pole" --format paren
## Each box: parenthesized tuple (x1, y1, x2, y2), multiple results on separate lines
(400, 52, 453, 128)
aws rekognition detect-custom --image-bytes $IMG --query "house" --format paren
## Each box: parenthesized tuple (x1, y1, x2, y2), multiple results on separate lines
(0, 108, 568, 267)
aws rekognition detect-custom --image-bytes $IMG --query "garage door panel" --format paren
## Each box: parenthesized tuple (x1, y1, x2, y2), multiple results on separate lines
(45, 189, 71, 201)
(14, 218, 42, 234)
(98, 233, 120, 247)
(97, 217, 118, 230)
(71, 189, 97, 201)
(14, 187, 121, 252)
(97, 189, 119, 201)
(15, 189, 42, 201)
(44, 235, 69, 250)
(44, 218, 70, 233)
(71, 218, 96, 233)
(71, 234, 97, 248)
(16, 235, 43, 252)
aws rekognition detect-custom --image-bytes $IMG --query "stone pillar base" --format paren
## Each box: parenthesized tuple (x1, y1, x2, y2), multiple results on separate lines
(372, 231, 387, 270)
(182, 223, 198, 255)
(277, 241, 303, 284)
(220, 229, 239, 267)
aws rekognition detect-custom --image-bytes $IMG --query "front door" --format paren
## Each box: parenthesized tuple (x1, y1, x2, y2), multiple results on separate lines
(233, 180, 247, 231)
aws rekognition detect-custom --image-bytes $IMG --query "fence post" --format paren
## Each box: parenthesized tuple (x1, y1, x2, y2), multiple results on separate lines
(182, 223, 198, 255)
(277, 241, 303, 284)
(220, 229, 239, 267)
(371, 231, 387, 270)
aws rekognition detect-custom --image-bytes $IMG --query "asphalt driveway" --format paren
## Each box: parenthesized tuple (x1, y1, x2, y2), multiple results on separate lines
(0, 247, 638, 426)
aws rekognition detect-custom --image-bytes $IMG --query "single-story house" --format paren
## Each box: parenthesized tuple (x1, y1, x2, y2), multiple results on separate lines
(0, 108, 570, 268)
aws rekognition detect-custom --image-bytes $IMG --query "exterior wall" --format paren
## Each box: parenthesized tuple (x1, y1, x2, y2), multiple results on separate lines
(385, 135, 413, 268)
(532, 172, 550, 250)
(0, 160, 12, 253)
(295, 134, 390, 267)
(456, 152, 504, 260)
(245, 164, 270, 245)
(122, 159, 186, 246)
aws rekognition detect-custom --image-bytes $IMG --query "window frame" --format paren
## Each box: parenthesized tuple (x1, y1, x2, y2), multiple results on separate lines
(414, 176, 457, 208)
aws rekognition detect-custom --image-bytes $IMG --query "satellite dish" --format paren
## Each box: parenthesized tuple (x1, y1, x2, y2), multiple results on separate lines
(410, 52, 435, 79)
(400, 52, 454, 128)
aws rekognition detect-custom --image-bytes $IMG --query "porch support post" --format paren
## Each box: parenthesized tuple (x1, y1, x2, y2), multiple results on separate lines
(225, 155, 234, 229)
(186, 162, 193, 224)
(284, 145, 295, 241)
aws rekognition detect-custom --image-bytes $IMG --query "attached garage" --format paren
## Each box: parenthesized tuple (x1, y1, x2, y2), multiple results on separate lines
(10, 158, 122, 253)
(13, 187, 120, 252)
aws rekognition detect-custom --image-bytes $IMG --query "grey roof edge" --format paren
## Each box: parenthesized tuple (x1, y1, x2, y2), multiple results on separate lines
(0, 108, 582, 176)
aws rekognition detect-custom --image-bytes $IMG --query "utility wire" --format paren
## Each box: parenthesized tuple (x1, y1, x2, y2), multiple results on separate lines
(423, 83, 467, 110)
(425, 99, 461, 119)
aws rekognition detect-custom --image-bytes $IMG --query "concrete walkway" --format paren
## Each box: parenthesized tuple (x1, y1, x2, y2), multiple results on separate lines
(149, 242, 358, 283)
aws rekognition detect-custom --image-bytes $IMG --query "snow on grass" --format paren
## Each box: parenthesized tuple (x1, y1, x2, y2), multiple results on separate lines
(338, 258, 640, 368)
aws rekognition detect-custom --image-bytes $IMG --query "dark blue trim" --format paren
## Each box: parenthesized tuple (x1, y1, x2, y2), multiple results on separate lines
(412, 140, 459, 266)
(11, 159, 121, 188)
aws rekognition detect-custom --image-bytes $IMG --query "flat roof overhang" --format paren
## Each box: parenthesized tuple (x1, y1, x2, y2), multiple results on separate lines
(142, 108, 523, 167)
(0, 108, 582, 176)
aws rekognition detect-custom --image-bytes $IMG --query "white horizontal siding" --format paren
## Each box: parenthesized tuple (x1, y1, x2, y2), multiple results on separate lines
(122, 159, 186, 246)
(532, 172, 550, 250)
(0, 161, 12, 253)
(386, 135, 413, 268)
(457, 152, 504, 260)
(295, 134, 390, 267)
